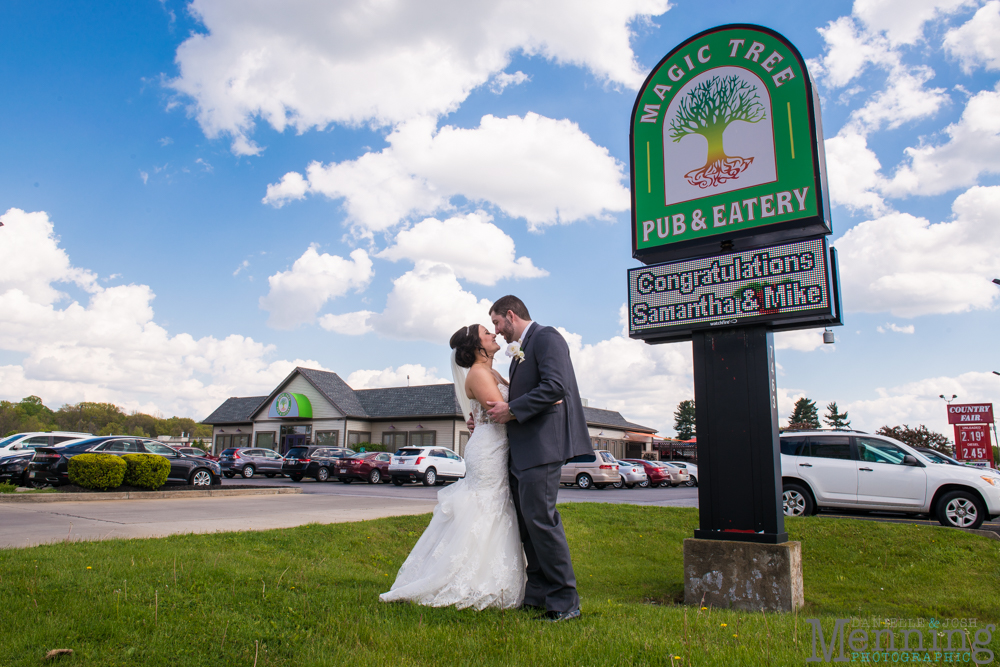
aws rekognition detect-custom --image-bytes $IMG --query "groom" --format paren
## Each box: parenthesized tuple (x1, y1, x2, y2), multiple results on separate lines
(485, 295, 592, 621)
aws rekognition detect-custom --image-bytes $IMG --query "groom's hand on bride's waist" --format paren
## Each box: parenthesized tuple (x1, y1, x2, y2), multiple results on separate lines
(486, 401, 515, 424)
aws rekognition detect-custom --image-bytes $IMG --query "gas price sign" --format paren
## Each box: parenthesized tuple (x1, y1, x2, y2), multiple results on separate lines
(628, 237, 841, 342)
(954, 424, 994, 467)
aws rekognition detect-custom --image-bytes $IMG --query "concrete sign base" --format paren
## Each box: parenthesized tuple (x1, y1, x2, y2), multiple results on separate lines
(683, 537, 804, 612)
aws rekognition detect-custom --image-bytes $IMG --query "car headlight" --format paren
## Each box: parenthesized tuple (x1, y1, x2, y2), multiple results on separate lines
(981, 475, 998, 487)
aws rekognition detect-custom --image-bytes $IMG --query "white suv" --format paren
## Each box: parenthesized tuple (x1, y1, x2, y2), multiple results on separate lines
(780, 430, 1000, 530)
(389, 446, 466, 486)
(0, 432, 91, 454)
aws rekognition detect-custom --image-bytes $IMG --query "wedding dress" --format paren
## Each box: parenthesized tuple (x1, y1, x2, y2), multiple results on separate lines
(379, 382, 526, 609)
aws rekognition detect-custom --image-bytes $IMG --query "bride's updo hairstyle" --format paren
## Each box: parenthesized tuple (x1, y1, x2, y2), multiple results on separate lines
(450, 324, 484, 368)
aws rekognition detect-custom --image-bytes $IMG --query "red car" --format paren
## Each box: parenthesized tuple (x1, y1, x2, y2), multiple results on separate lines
(619, 459, 671, 488)
(336, 452, 393, 484)
(176, 446, 220, 462)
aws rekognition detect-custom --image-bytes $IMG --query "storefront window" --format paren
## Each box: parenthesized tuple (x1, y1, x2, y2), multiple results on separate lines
(279, 424, 312, 455)
(315, 431, 339, 447)
(382, 432, 407, 450)
(347, 431, 371, 447)
(409, 431, 436, 447)
(256, 432, 275, 449)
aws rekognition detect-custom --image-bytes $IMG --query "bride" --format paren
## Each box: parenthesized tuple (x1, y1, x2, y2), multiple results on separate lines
(379, 324, 526, 609)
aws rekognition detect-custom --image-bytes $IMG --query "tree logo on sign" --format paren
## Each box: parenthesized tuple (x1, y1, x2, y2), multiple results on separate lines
(668, 74, 765, 188)
(275, 392, 293, 417)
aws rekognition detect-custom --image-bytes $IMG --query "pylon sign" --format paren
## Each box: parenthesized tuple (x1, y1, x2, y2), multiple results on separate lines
(631, 24, 832, 264)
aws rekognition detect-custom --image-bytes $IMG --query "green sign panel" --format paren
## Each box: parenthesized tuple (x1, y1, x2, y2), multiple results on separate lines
(267, 392, 313, 419)
(631, 24, 831, 264)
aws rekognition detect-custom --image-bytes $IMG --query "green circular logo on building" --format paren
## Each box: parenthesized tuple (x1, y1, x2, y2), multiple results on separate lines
(275, 392, 293, 417)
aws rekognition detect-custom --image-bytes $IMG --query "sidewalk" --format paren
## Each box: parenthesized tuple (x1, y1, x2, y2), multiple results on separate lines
(0, 492, 437, 549)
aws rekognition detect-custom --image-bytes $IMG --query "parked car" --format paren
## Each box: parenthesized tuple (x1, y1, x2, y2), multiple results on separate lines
(661, 461, 697, 485)
(915, 448, 1000, 478)
(619, 458, 673, 488)
(612, 459, 648, 488)
(219, 447, 286, 479)
(0, 450, 36, 487)
(560, 450, 618, 490)
(780, 430, 1000, 529)
(0, 431, 92, 455)
(28, 437, 222, 487)
(389, 447, 465, 486)
(174, 446, 219, 462)
(337, 452, 393, 484)
(660, 461, 695, 486)
(282, 446, 356, 482)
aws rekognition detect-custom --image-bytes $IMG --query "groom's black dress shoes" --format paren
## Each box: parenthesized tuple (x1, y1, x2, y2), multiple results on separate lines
(546, 608, 581, 623)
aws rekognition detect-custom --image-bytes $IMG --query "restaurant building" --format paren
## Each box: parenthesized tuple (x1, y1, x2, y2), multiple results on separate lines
(202, 367, 658, 458)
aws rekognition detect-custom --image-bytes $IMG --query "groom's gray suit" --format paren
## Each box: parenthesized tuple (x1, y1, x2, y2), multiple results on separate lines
(506, 322, 592, 613)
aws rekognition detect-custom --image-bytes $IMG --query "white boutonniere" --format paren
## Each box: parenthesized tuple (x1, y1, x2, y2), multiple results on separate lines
(506, 342, 525, 362)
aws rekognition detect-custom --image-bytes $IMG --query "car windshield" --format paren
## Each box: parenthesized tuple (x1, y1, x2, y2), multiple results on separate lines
(599, 452, 616, 463)
(220, 449, 239, 456)
(397, 448, 423, 456)
(0, 435, 22, 448)
(58, 438, 104, 450)
(144, 442, 179, 456)
(287, 448, 310, 458)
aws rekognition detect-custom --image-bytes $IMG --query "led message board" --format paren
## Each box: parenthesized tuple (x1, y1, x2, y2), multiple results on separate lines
(628, 238, 840, 342)
(630, 24, 832, 264)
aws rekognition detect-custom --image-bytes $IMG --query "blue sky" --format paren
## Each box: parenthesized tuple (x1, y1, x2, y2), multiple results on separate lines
(0, 0, 997, 436)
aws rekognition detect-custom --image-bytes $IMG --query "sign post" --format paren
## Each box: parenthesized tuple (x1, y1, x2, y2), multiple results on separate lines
(628, 24, 840, 612)
(947, 404, 995, 468)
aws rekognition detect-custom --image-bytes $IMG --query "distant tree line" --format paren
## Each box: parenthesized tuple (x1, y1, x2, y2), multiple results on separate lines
(0, 395, 212, 439)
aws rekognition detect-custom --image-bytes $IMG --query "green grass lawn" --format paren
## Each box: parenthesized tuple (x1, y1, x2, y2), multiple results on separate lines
(0, 504, 997, 666)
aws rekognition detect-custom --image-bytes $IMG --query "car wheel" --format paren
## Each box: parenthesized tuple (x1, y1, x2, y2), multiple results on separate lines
(936, 490, 986, 530)
(289, 475, 303, 482)
(576, 473, 593, 490)
(223, 472, 234, 479)
(782, 483, 814, 517)
(612, 476, 624, 489)
(23, 472, 48, 489)
(423, 468, 437, 486)
(241, 465, 255, 479)
(638, 479, 649, 488)
(316, 467, 330, 483)
(392, 477, 405, 486)
(685, 478, 697, 487)
(190, 469, 213, 487)
(368, 468, 381, 484)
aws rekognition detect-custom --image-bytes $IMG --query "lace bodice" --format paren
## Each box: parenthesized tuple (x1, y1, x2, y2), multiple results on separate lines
(470, 382, 508, 425)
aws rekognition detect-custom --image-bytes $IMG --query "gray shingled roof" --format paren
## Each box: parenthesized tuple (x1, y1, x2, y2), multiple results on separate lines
(202, 396, 267, 425)
(355, 384, 462, 419)
(298, 368, 369, 417)
(583, 406, 657, 434)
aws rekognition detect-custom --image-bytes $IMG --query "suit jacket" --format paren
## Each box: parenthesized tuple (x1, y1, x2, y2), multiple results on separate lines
(506, 323, 593, 471)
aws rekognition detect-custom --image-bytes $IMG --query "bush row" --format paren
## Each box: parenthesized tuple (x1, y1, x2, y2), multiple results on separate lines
(67, 454, 169, 490)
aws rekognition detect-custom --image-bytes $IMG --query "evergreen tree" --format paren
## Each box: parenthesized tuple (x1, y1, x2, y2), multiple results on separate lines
(823, 401, 851, 430)
(673, 399, 696, 440)
(787, 397, 820, 430)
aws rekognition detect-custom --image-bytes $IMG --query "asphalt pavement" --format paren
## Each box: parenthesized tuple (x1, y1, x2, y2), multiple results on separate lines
(0, 479, 698, 549)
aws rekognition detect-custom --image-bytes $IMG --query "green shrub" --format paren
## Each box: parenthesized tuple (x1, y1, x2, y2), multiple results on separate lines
(122, 453, 170, 489)
(68, 453, 126, 490)
(0, 481, 17, 494)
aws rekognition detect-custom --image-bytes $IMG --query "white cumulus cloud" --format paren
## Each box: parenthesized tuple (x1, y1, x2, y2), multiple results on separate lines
(263, 113, 629, 233)
(320, 263, 494, 343)
(944, 0, 1000, 72)
(834, 185, 1000, 317)
(259, 246, 373, 330)
(168, 0, 669, 154)
(377, 212, 547, 285)
(0, 209, 323, 419)
(346, 364, 449, 389)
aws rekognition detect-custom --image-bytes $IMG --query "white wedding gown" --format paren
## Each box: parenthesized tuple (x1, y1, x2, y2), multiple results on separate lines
(379, 383, 526, 609)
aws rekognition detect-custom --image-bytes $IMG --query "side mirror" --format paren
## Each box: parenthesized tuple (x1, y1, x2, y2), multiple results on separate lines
(903, 455, 919, 466)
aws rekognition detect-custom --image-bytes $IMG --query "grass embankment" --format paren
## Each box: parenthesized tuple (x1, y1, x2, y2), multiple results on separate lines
(1, 505, 997, 666)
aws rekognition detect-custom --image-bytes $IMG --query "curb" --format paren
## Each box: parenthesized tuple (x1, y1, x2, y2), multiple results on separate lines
(959, 527, 1000, 542)
(0, 487, 302, 503)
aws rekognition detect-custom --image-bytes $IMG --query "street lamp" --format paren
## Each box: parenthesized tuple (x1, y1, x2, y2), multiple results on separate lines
(939, 394, 957, 405)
